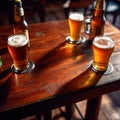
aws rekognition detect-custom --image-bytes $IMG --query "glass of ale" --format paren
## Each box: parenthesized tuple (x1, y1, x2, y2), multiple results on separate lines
(8, 34, 35, 74)
(66, 12, 85, 44)
(91, 35, 115, 75)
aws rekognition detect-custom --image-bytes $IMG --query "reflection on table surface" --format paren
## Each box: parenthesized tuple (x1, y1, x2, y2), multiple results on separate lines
(0, 20, 120, 120)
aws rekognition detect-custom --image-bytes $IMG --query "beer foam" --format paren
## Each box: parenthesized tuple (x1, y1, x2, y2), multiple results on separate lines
(93, 36, 114, 49)
(69, 13, 84, 21)
(8, 34, 27, 47)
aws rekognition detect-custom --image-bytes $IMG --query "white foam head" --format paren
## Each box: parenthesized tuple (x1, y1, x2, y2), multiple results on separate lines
(8, 34, 28, 47)
(93, 35, 114, 49)
(69, 12, 84, 21)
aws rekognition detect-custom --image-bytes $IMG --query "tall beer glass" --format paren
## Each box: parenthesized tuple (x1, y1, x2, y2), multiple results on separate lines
(8, 34, 35, 74)
(66, 12, 85, 44)
(92, 35, 114, 75)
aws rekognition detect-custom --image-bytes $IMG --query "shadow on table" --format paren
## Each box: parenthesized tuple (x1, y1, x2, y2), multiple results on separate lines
(59, 66, 105, 94)
(0, 68, 12, 105)
(33, 38, 104, 93)
(34, 39, 92, 72)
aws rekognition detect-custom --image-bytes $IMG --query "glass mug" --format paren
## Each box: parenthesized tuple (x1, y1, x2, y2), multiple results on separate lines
(92, 35, 115, 74)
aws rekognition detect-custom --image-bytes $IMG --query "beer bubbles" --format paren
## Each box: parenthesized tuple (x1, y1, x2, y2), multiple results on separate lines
(66, 12, 85, 44)
(91, 35, 114, 75)
(8, 34, 35, 74)
(8, 34, 27, 47)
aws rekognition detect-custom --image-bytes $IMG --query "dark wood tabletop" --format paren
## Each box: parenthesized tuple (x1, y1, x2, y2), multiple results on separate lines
(0, 20, 120, 119)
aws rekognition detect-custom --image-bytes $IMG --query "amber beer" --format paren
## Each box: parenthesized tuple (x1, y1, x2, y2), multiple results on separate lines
(92, 35, 114, 71)
(68, 12, 84, 41)
(89, 0, 106, 41)
(8, 34, 28, 71)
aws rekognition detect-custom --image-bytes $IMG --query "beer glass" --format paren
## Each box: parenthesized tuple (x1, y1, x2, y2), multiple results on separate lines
(7, 34, 35, 74)
(90, 35, 115, 75)
(66, 12, 85, 44)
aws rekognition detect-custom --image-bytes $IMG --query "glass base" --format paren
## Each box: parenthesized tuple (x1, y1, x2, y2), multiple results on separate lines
(89, 60, 113, 75)
(66, 36, 86, 44)
(11, 60, 35, 74)
(104, 63, 113, 75)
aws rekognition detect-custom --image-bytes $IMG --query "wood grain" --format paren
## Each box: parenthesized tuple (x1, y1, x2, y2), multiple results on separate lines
(0, 20, 120, 119)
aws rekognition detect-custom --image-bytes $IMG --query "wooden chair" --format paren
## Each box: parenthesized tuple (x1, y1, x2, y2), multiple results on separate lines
(63, 0, 95, 18)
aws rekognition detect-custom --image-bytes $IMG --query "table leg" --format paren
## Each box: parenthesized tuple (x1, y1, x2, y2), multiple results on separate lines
(34, 0, 46, 22)
(35, 110, 51, 120)
(85, 96, 102, 120)
(43, 110, 52, 120)
(65, 105, 73, 120)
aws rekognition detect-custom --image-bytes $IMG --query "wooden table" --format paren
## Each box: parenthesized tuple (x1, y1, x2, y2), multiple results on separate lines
(0, 20, 120, 120)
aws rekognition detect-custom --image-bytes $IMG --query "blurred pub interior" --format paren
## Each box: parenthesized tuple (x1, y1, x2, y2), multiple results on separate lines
(0, 0, 120, 120)
(0, 0, 120, 28)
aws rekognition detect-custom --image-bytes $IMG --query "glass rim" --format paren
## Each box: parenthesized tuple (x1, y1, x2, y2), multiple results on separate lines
(8, 33, 27, 39)
(69, 11, 84, 14)
(69, 11, 84, 21)
(94, 35, 114, 41)
(7, 34, 28, 47)
(93, 35, 115, 48)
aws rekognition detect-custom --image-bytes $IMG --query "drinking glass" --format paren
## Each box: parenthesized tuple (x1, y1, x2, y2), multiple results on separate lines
(84, 16, 92, 34)
(7, 34, 35, 74)
(66, 12, 85, 44)
(90, 35, 115, 75)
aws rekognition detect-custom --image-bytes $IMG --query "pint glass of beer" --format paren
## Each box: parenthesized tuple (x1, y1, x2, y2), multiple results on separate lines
(67, 12, 84, 44)
(92, 35, 114, 74)
(8, 34, 29, 73)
